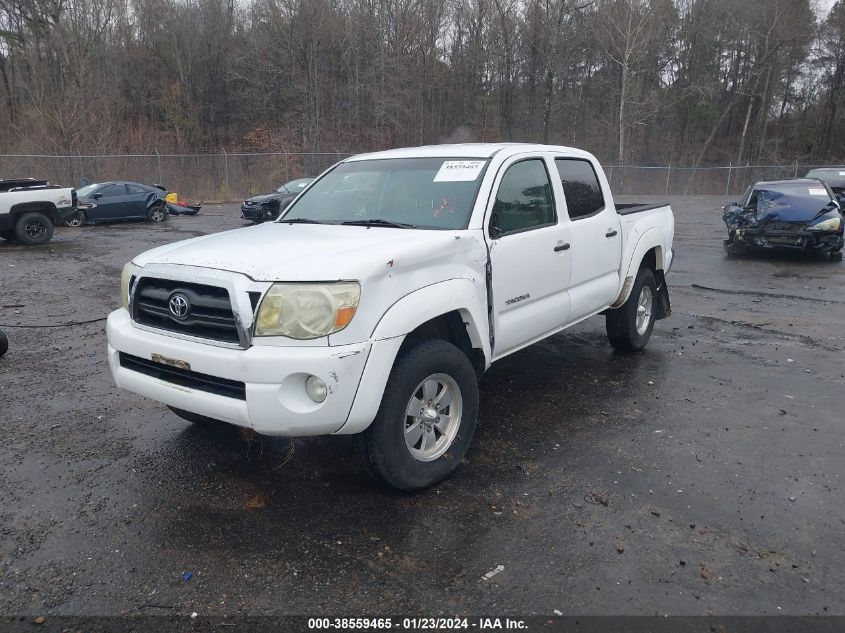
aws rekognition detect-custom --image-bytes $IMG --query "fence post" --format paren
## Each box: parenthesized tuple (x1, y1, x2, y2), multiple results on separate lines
(222, 148, 229, 192)
(282, 146, 289, 181)
(725, 162, 732, 197)
(608, 164, 614, 190)
(664, 164, 671, 196)
(76, 150, 83, 187)
(794, 160, 798, 178)
(154, 148, 162, 185)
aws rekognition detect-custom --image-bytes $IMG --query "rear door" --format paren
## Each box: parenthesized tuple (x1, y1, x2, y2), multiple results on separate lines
(554, 157, 622, 322)
(487, 155, 573, 358)
(126, 183, 152, 217)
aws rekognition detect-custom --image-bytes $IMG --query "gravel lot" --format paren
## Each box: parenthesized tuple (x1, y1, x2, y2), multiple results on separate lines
(0, 197, 843, 617)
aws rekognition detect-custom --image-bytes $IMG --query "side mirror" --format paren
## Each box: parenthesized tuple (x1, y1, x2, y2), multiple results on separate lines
(489, 213, 503, 239)
(91, 192, 102, 200)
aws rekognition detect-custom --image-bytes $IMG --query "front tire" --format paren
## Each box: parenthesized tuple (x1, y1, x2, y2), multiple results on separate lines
(356, 339, 479, 491)
(65, 210, 86, 227)
(606, 266, 657, 353)
(14, 211, 54, 245)
(830, 250, 843, 262)
(0, 330, 8, 357)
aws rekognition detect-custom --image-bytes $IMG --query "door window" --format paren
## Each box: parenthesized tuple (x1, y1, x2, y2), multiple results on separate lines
(126, 184, 147, 195)
(554, 159, 605, 219)
(98, 184, 126, 198)
(491, 159, 556, 236)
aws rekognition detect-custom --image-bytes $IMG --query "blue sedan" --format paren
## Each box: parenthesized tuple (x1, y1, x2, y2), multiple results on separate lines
(67, 181, 168, 226)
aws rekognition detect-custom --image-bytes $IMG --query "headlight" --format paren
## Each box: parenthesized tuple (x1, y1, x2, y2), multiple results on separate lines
(120, 262, 140, 309)
(808, 216, 841, 232)
(255, 282, 360, 339)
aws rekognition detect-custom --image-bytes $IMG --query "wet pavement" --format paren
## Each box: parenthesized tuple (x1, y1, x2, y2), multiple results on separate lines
(0, 197, 843, 617)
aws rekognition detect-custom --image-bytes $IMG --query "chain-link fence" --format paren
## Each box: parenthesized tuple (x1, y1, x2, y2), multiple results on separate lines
(0, 152, 839, 201)
(605, 162, 839, 198)
(0, 151, 354, 202)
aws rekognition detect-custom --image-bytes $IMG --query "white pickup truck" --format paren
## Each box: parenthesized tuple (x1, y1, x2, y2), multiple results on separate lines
(0, 178, 77, 245)
(107, 144, 674, 490)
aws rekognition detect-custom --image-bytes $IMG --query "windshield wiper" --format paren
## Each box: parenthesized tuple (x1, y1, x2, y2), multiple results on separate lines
(280, 217, 323, 224)
(340, 218, 417, 229)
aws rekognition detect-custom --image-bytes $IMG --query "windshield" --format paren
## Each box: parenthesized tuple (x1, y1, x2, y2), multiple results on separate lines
(277, 178, 313, 194)
(752, 182, 832, 201)
(280, 157, 490, 229)
(77, 183, 102, 197)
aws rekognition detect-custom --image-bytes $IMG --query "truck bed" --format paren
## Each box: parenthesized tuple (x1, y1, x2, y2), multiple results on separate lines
(616, 202, 669, 215)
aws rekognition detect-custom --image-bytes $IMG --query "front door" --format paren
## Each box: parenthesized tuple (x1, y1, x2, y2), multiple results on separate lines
(487, 156, 573, 358)
(91, 183, 131, 220)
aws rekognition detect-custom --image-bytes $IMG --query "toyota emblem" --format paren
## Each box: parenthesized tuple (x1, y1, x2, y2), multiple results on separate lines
(168, 292, 191, 320)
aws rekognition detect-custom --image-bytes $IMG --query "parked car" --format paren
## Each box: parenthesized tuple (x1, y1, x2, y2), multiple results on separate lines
(69, 181, 168, 226)
(805, 168, 845, 203)
(723, 179, 844, 261)
(0, 178, 77, 245)
(240, 178, 313, 223)
(107, 143, 675, 490)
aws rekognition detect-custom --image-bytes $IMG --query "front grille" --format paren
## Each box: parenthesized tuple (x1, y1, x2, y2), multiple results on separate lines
(761, 221, 805, 232)
(132, 277, 240, 344)
(119, 352, 246, 400)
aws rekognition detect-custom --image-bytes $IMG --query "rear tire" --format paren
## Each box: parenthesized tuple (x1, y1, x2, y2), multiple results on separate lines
(148, 204, 167, 223)
(606, 266, 657, 353)
(0, 330, 8, 357)
(14, 211, 54, 245)
(830, 250, 843, 262)
(356, 339, 479, 491)
(168, 406, 226, 426)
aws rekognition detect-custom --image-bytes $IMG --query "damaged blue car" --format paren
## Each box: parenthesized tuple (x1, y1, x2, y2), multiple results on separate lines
(723, 179, 844, 261)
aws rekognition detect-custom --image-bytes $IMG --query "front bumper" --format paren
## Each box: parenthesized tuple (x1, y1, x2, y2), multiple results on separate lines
(107, 308, 374, 436)
(733, 227, 844, 253)
(240, 204, 270, 221)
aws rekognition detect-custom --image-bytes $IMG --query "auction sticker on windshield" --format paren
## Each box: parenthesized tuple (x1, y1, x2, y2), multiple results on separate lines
(433, 160, 486, 182)
(809, 188, 828, 196)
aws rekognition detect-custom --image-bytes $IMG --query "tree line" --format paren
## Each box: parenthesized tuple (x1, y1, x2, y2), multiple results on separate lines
(0, 0, 843, 164)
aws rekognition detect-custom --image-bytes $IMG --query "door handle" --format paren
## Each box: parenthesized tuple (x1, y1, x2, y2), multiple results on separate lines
(554, 243, 570, 252)
(605, 229, 618, 238)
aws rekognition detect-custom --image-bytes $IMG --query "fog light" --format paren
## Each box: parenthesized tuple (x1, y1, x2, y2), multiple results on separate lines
(305, 375, 328, 403)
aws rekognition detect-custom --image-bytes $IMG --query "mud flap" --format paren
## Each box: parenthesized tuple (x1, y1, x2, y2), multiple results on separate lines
(654, 270, 671, 320)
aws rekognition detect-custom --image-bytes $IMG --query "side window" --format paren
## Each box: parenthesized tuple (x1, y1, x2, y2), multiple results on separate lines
(126, 184, 146, 195)
(99, 184, 126, 198)
(491, 159, 555, 236)
(741, 186, 753, 207)
(555, 158, 605, 219)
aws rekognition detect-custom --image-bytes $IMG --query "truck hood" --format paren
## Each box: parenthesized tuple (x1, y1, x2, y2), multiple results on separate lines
(132, 222, 478, 282)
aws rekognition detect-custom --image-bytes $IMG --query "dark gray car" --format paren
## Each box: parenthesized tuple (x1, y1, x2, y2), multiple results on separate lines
(68, 181, 167, 226)
(240, 178, 313, 223)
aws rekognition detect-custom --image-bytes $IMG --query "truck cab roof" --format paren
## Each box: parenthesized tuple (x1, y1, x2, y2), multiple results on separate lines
(347, 143, 597, 162)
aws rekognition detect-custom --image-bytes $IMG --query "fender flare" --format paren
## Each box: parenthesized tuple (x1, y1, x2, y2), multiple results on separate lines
(610, 228, 665, 308)
(336, 279, 490, 435)
(370, 278, 490, 360)
(9, 201, 59, 224)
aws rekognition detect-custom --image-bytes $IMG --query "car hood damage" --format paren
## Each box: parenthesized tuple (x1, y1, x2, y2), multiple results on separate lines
(130, 221, 485, 282)
(723, 190, 844, 255)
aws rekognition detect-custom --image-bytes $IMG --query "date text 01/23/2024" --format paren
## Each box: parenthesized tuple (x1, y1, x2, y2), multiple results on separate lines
(307, 618, 528, 630)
